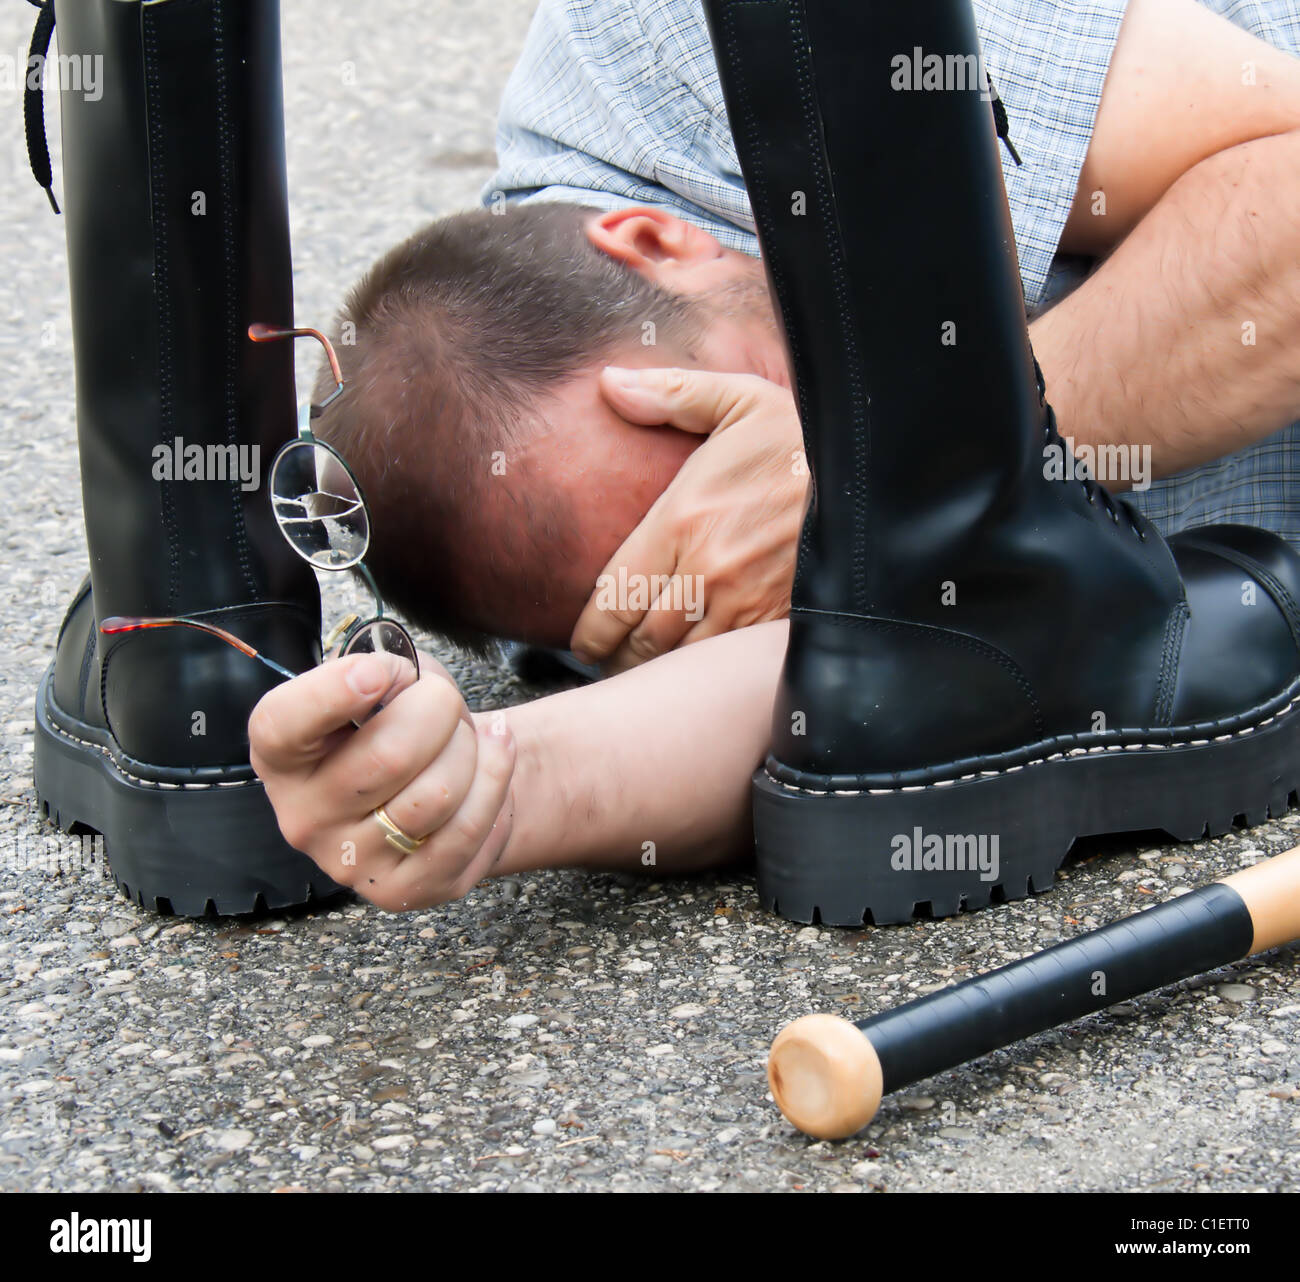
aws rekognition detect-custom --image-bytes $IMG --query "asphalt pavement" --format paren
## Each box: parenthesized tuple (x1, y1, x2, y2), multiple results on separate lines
(0, 0, 1296, 1192)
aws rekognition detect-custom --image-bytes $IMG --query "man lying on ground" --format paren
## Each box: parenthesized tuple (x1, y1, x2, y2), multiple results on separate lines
(314, 0, 1300, 678)
(251, 0, 1300, 909)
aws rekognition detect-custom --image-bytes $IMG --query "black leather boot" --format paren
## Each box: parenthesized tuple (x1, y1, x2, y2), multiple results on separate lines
(704, 0, 1300, 924)
(29, 0, 340, 915)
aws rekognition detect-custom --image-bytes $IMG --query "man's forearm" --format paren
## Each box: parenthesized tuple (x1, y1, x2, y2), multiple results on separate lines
(487, 620, 788, 876)
(1031, 127, 1300, 487)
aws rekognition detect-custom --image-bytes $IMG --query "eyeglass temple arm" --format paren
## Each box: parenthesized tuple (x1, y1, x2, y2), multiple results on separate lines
(247, 322, 345, 419)
(246, 320, 391, 622)
(100, 616, 299, 681)
(355, 563, 387, 620)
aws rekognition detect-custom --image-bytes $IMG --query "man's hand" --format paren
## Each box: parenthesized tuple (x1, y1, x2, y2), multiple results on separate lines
(570, 366, 806, 672)
(248, 651, 517, 912)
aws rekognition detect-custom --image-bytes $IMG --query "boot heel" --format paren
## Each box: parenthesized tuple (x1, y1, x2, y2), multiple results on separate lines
(34, 665, 341, 917)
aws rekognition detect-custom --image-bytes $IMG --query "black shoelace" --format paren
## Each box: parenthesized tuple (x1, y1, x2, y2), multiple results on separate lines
(986, 73, 1022, 167)
(24, 0, 59, 214)
(1033, 357, 1144, 539)
(985, 77, 1139, 535)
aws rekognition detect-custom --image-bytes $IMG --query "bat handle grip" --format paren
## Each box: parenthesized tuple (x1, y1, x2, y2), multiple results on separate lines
(855, 881, 1255, 1104)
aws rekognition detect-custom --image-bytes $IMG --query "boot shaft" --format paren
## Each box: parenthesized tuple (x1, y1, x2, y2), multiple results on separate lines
(705, 0, 1041, 616)
(705, 0, 1192, 775)
(43, 0, 320, 768)
(54, 0, 314, 622)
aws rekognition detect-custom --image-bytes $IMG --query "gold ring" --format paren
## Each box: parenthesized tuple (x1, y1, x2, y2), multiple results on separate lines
(372, 804, 424, 854)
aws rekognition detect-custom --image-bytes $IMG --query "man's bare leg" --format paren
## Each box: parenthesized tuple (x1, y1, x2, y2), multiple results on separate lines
(1031, 0, 1300, 481)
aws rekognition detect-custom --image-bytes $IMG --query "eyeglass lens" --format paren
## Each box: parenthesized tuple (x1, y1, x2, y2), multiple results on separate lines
(269, 438, 370, 570)
(338, 618, 420, 668)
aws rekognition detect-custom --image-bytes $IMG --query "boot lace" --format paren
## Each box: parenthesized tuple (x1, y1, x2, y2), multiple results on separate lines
(23, 0, 59, 214)
(1034, 357, 1145, 541)
(985, 73, 1022, 167)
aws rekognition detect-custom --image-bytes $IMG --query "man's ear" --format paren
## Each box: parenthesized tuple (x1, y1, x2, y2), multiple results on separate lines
(585, 206, 724, 281)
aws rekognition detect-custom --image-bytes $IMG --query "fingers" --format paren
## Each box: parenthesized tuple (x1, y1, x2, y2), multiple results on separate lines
(601, 577, 698, 673)
(374, 717, 481, 842)
(305, 666, 469, 825)
(250, 643, 522, 913)
(570, 509, 680, 664)
(326, 717, 494, 910)
(249, 651, 418, 778)
(676, 610, 738, 652)
(416, 650, 458, 686)
(608, 559, 792, 672)
(576, 366, 799, 667)
(598, 365, 770, 434)
(366, 720, 517, 912)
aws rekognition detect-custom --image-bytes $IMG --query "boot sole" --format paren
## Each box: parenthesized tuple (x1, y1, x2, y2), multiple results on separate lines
(754, 692, 1300, 925)
(33, 664, 345, 917)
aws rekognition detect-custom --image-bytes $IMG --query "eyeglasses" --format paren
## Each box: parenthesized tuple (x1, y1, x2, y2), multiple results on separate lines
(101, 323, 419, 687)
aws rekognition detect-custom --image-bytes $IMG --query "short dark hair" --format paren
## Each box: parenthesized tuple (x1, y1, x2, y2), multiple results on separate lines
(312, 201, 700, 654)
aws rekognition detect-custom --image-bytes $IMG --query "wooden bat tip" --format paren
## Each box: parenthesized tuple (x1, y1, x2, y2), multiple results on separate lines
(769, 1014, 883, 1139)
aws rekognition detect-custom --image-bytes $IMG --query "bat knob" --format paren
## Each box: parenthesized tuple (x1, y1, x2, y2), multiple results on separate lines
(768, 1014, 884, 1140)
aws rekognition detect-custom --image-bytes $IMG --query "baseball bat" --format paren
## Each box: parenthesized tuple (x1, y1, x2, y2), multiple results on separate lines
(769, 846, 1300, 1139)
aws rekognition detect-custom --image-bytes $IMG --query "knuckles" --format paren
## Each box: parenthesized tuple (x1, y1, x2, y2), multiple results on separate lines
(246, 699, 286, 764)
(622, 631, 664, 664)
(447, 807, 488, 852)
(356, 732, 412, 792)
(274, 808, 319, 859)
(659, 367, 690, 397)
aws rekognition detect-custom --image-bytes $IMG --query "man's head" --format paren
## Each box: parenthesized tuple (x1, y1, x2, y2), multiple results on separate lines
(314, 200, 782, 651)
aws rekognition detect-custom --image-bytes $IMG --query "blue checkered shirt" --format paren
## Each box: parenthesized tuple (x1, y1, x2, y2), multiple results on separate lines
(484, 0, 1300, 542)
